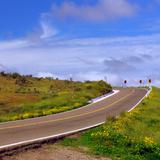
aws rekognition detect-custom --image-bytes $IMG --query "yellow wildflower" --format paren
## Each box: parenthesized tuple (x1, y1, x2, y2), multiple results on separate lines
(144, 137, 155, 146)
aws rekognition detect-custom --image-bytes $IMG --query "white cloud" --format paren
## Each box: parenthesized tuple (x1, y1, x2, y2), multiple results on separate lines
(37, 72, 71, 80)
(40, 21, 58, 39)
(73, 71, 122, 85)
(47, 34, 160, 47)
(36, 71, 122, 86)
(0, 33, 160, 86)
(37, 72, 54, 78)
(47, 0, 137, 22)
(0, 39, 30, 50)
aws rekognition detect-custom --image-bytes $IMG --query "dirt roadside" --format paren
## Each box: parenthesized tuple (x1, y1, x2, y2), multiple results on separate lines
(1, 144, 110, 160)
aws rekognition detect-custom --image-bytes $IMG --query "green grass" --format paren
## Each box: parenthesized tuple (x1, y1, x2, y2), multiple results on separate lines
(0, 72, 112, 122)
(60, 87, 160, 160)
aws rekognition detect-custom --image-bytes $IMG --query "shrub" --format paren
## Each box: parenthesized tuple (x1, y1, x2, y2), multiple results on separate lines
(74, 86, 81, 91)
(86, 85, 92, 90)
(97, 80, 112, 95)
(15, 76, 28, 85)
(11, 72, 21, 79)
(22, 113, 30, 119)
(0, 71, 6, 76)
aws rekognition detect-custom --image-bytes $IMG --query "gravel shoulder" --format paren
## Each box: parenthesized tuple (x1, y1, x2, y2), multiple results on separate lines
(2, 144, 110, 160)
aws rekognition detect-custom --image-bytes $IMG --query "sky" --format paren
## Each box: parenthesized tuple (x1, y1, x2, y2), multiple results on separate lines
(0, 0, 160, 86)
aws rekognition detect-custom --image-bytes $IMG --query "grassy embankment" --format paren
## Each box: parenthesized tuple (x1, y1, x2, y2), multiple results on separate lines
(61, 87, 160, 160)
(0, 72, 112, 122)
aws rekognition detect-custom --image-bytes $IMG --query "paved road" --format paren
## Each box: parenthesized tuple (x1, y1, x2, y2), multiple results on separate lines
(0, 88, 147, 152)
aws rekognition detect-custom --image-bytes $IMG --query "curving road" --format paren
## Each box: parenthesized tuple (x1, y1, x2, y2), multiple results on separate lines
(0, 88, 148, 154)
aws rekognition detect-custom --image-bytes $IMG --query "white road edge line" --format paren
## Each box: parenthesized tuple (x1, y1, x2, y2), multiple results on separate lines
(89, 90, 119, 104)
(0, 88, 151, 150)
(0, 122, 104, 150)
(128, 87, 152, 112)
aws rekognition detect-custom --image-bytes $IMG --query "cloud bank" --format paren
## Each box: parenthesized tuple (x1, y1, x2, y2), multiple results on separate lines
(0, 33, 160, 86)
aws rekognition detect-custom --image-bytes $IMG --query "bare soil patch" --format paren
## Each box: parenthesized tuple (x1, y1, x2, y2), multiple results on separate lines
(2, 144, 110, 160)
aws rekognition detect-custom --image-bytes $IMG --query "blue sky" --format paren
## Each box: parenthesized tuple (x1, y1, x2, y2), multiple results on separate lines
(0, 0, 160, 86)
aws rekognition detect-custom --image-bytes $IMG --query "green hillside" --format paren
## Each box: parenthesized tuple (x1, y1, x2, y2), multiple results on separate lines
(0, 72, 112, 122)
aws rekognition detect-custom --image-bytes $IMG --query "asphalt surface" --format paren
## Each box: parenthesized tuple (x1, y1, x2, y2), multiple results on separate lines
(0, 88, 147, 152)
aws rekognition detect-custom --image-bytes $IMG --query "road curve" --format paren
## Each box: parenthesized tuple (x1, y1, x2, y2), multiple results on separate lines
(0, 88, 148, 153)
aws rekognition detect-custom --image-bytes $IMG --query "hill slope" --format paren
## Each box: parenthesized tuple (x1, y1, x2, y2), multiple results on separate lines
(0, 72, 112, 122)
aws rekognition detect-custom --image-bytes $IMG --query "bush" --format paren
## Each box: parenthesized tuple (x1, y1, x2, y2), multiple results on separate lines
(74, 86, 81, 91)
(0, 71, 6, 76)
(15, 76, 28, 85)
(97, 80, 112, 94)
(86, 85, 92, 90)
(11, 72, 21, 79)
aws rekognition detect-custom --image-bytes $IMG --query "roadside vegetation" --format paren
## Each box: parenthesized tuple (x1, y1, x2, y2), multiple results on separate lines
(61, 87, 160, 160)
(0, 72, 112, 122)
